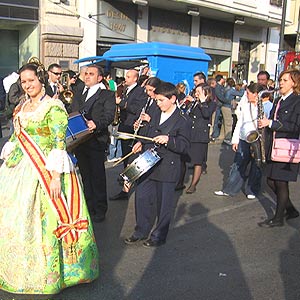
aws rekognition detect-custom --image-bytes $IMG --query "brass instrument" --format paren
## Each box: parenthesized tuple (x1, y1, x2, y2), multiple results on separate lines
(112, 104, 121, 126)
(245, 89, 275, 167)
(60, 72, 74, 104)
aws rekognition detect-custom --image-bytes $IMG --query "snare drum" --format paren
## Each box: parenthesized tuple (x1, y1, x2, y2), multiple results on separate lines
(120, 149, 161, 184)
(66, 112, 92, 152)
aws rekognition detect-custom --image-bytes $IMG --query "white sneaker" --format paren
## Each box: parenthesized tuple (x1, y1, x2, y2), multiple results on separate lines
(247, 194, 256, 200)
(214, 190, 229, 196)
(107, 157, 119, 163)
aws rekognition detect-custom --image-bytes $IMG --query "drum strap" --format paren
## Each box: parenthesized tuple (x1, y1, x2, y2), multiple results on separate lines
(16, 128, 88, 250)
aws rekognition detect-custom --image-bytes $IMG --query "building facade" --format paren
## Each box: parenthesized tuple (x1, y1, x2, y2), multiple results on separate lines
(78, 0, 284, 82)
(0, 0, 292, 82)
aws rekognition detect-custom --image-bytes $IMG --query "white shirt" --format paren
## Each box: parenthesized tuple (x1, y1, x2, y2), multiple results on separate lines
(83, 83, 104, 101)
(159, 106, 177, 125)
(232, 101, 258, 144)
(126, 83, 137, 95)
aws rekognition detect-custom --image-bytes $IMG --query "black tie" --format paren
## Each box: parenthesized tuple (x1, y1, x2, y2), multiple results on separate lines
(81, 87, 89, 102)
(53, 85, 57, 95)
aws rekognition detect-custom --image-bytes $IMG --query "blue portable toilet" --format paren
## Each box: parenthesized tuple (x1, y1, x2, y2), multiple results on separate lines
(75, 42, 211, 89)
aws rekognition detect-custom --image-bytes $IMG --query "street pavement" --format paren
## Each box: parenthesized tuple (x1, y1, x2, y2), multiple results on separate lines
(0, 124, 300, 300)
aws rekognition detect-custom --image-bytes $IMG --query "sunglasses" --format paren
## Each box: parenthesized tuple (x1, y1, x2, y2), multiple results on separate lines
(51, 71, 62, 76)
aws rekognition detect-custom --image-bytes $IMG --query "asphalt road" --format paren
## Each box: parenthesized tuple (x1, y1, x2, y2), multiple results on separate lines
(0, 127, 300, 300)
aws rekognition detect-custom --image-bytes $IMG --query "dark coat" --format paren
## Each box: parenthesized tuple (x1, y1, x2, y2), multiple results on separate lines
(265, 93, 300, 181)
(0, 77, 5, 111)
(118, 85, 148, 133)
(188, 101, 216, 143)
(139, 107, 191, 182)
(45, 83, 56, 98)
(71, 87, 116, 150)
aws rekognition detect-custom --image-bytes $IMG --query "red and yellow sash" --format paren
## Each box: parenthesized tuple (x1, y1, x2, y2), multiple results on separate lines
(17, 128, 88, 246)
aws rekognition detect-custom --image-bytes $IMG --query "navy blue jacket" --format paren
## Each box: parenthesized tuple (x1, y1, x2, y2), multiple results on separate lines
(139, 107, 191, 182)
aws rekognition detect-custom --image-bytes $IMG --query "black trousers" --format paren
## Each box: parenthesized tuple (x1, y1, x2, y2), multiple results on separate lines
(75, 140, 108, 218)
(134, 178, 176, 242)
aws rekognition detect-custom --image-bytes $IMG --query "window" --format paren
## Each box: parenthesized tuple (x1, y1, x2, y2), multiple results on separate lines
(270, 0, 283, 7)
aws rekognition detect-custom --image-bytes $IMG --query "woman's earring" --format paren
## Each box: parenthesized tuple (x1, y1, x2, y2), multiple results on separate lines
(41, 84, 45, 95)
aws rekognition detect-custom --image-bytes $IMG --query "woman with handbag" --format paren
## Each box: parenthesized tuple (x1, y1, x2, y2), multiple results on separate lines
(258, 69, 300, 228)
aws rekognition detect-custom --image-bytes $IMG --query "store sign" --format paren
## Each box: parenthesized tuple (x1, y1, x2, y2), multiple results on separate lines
(149, 8, 191, 45)
(98, 0, 136, 41)
(200, 18, 233, 52)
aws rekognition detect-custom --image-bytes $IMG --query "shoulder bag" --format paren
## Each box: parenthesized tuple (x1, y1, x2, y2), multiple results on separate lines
(271, 98, 300, 163)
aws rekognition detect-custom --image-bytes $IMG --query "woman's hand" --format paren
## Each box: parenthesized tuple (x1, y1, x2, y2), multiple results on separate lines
(153, 135, 169, 145)
(232, 143, 239, 152)
(258, 116, 270, 128)
(132, 141, 142, 154)
(50, 178, 61, 200)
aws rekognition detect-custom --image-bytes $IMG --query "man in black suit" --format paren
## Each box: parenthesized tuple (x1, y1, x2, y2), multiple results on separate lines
(117, 69, 148, 165)
(45, 63, 63, 98)
(124, 81, 191, 247)
(71, 64, 115, 223)
(109, 69, 148, 201)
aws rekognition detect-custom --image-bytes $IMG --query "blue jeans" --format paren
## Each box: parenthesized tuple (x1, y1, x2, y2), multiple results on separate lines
(108, 137, 122, 160)
(223, 139, 262, 196)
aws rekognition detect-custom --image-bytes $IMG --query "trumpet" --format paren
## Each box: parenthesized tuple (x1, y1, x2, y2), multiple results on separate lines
(60, 72, 74, 104)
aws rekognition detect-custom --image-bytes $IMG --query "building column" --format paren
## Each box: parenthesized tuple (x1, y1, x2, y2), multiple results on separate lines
(190, 16, 200, 47)
(136, 5, 149, 43)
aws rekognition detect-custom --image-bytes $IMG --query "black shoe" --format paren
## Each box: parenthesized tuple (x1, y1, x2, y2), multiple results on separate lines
(175, 184, 186, 191)
(93, 215, 105, 223)
(109, 191, 128, 201)
(143, 239, 166, 248)
(124, 235, 147, 245)
(286, 210, 300, 220)
(258, 218, 284, 228)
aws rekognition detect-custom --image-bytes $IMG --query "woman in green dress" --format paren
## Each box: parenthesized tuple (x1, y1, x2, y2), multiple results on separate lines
(0, 63, 99, 294)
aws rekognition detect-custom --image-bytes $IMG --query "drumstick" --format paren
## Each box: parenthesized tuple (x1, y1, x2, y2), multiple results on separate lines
(116, 131, 154, 141)
(113, 151, 135, 167)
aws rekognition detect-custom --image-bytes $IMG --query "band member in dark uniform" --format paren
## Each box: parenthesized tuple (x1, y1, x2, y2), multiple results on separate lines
(71, 64, 115, 223)
(116, 69, 148, 167)
(185, 84, 216, 194)
(45, 63, 63, 98)
(124, 81, 190, 248)
(109, 77, 161, 201)
(258, 69, 300, 227)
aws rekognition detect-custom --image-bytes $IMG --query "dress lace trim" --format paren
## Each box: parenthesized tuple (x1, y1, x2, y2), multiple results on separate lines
(45, 149, 74, 173)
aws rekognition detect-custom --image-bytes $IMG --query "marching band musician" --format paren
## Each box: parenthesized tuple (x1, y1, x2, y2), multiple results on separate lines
(109, 77, 161, 201)
(179, 72, 206, 113)
(45, 63, 64, 98)
(70, 64, 115, 223)
(182, 83, 216, 194)
(214, 83, 267, 200)
(116, 69, 148, 167)
(124, 81, 190, 248)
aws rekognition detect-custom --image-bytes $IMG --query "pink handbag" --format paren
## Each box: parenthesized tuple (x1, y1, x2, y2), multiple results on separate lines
(271, 138, 300, 163)
(271, 98, 300, 163)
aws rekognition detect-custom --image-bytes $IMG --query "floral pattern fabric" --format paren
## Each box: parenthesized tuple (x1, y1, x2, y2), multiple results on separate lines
(0, 98, 99, 294)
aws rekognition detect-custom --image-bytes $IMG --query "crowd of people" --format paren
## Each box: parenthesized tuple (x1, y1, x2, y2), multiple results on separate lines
(0, 59, 300, 295)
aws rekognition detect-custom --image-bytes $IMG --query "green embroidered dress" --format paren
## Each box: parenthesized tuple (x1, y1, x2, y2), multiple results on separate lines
(0, 98, 99, 294)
